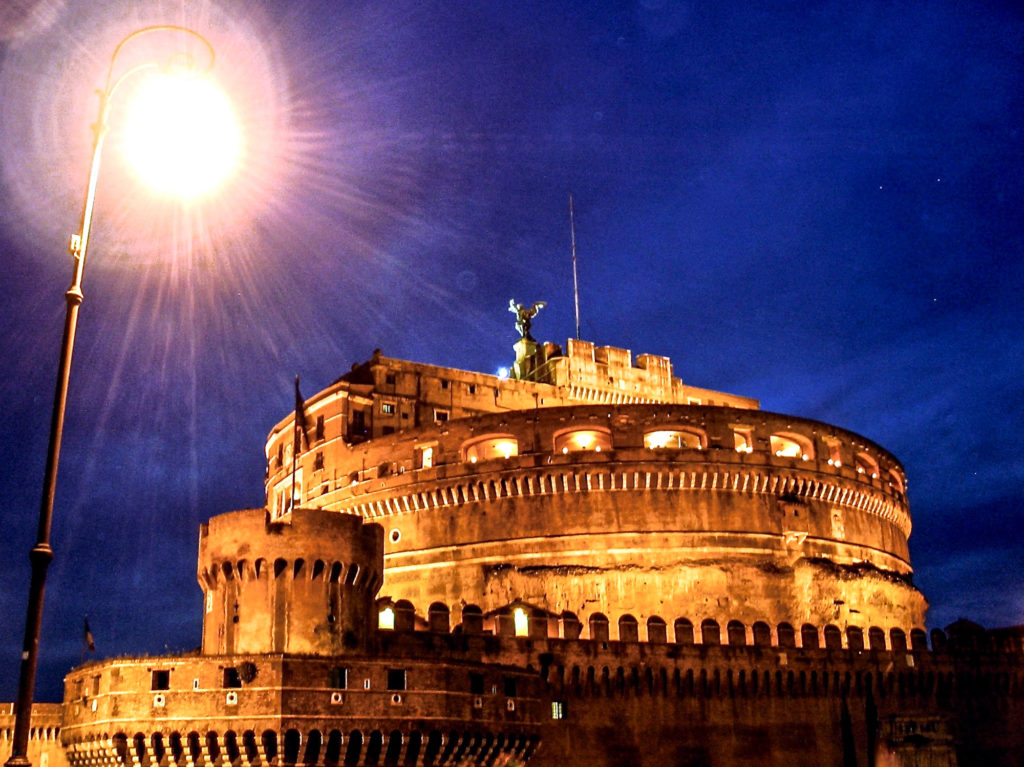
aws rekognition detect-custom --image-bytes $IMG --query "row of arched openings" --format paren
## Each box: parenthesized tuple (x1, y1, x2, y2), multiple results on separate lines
(584, 614, 926, 651)
(113, 728, 538, 767)
(395, 602, 929, 651)
(203, 558, 369, 588)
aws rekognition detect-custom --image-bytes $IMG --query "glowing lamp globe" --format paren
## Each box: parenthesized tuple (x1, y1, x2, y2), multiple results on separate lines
(122, 74, 240, 197)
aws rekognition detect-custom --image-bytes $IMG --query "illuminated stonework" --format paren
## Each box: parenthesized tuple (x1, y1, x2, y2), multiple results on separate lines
(20, 338, 1024, 767)
(264, 341, 924, 638)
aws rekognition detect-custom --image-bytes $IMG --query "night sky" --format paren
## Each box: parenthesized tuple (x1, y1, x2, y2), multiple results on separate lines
(1, 0, 1022, 702)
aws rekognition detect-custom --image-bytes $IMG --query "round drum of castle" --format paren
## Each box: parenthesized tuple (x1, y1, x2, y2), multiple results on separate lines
(269, 401, 926, 640)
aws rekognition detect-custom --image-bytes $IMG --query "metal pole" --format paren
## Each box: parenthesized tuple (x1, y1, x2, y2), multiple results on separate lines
(569, 193, 581, 341)
(4, 27, 214, 767)
(4, 93, 107, 767)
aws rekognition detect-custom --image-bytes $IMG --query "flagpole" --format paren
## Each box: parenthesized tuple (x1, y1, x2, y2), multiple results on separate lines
(569, 193, 581, 341)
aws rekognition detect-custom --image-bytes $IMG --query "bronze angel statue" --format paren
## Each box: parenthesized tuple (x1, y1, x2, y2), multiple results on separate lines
(509, 299, 546, 340)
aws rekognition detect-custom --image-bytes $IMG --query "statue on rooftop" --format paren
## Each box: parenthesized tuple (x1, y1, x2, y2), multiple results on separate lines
(509, 299, 546, 341)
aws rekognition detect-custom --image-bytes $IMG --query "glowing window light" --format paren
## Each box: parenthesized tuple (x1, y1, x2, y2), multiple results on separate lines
(378, 607, 395, 630)
(123, 74, 240, 197)
(513, 608, 529, 637)
(464, 436, 519, 463)
(644, 430, 701, 450)
(770, 436, 802, 458)
(734, 432, 753, 453)
(554, 429, 611, 454)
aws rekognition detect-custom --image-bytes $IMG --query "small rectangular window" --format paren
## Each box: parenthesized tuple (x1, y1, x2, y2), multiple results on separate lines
(470, 672, 485, 695)
(93, 675, 101, 695)
(385, 373, 396, 385)
(222, 668, 242, 689)
(503, 676, 518, 697)
(386, 669, 407, 691)
(551, 701, 566, 719)
(468, 384, 476, 394)
(433, 409, 449, 423)
(315, 415, 325, 441)
(328, 667, 348, 689)
(313, 452, 324, 471)
(440, 380, 449, 390)
(381, 402, 396, 415)
(151, 670, 170, 691)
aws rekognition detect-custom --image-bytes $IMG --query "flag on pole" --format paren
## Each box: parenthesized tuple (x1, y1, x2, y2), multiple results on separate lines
(294, 375, 308, 455)
(84, 617, 96, 652)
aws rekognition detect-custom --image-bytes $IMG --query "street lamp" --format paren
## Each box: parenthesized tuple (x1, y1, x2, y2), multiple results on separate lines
(5, 26, 220, 767)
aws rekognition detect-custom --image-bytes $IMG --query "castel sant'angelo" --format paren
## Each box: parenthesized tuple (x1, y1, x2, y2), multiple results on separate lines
(3, 303, 1023, 767)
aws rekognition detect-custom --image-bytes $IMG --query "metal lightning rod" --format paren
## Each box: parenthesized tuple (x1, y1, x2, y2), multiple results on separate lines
(569, 193, 581, 341)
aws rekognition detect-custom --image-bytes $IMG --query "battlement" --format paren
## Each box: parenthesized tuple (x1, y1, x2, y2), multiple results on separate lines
(372, 599, 1024, 657)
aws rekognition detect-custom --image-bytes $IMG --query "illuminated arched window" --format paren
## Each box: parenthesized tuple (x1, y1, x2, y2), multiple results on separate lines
(553, 428, 612, 454)
(378, 607, 395, 630)
(733, 428, 754, 453)
(513, 607, 529, 637)
(888, 469, 905, 494)
(855, 452, 879, 479)
(770, 432, 813, 460)
(463, 434, 519, 463)
(643, 429, 703, 450)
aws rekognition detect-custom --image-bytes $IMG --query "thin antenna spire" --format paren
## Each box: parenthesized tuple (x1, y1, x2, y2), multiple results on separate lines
(569, 193, 581, 341)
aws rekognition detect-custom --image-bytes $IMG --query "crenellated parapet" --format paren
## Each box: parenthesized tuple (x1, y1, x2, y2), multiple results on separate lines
(198, 509, 383, 655)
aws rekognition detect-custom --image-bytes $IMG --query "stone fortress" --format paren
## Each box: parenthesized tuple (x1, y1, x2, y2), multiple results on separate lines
(4, 316, 1023, 766)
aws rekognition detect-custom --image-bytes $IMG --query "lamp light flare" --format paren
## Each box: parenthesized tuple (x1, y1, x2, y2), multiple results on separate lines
(123, 74, 240, 197)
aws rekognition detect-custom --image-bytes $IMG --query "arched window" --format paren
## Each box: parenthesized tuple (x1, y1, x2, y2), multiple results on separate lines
(847, 626, 864, 651)
(824, 625, 843, 649)
(647, 616, 667, 643)
(589, 613, 610, 642)
(513, 607, 529, 637)
(777, 622, 796, 648)
(283, 730, 301, 765)
(770, 432, 813, 460)
(222, 732, 238, 764)
(855, 451, 879, 479)
(752, 621, 771, 647)
(889, 469, 905, 494)
(428, 603, 450, 633)
(868, 626, 887, 650)
(561, 611, 582, 640)
(890, 628, 908, 652)
(461, 605, 483, 634)
(700, 619, 721, 645)
(674, 618, 694, 645)
(727, 620, 746, 646)
(910, 628, 928, 651)
(324, 731, 342, 766)
(643, 429, 703, 450)
(553, 428, 612, 454)
(462, 434, 519, 463)
(801, 624, 820, 649)
(378, 606, 395, 630)
(618, 615, 639, 642)
(733, 428, 754, 453)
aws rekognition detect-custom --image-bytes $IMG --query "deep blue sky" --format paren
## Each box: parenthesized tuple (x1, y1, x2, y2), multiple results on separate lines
(1, 0, 1022, 701)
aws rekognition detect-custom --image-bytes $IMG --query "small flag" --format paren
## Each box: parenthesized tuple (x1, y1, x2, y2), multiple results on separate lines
(294, 375, 308, 455)
(84, 617, 96, 653)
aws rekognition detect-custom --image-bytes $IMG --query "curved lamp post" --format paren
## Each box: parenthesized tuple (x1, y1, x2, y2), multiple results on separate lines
(5, 26, 215, 767)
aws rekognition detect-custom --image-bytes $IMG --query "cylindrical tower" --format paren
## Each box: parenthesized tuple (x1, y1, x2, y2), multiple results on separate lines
(197, 508, 383, 655)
